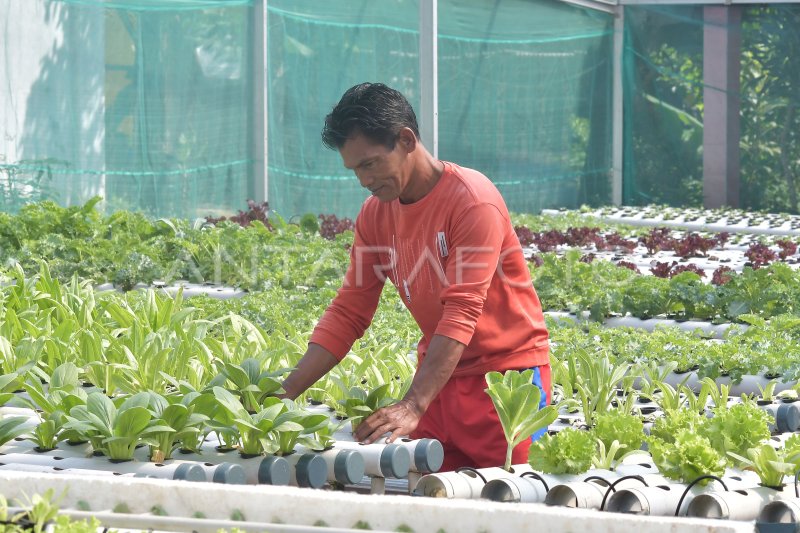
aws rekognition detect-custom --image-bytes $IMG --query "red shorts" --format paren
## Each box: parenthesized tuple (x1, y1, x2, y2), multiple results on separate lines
(410, 365, 551, 472)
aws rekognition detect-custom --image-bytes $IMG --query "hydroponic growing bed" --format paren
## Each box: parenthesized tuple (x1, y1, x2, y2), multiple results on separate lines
(0, 201, 799, 532)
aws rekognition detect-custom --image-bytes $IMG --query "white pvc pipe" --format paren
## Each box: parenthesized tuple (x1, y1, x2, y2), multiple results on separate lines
(542, 209, 800, 237)
(414, 464, 541, 499)
(758, 498, 800, 525)
(0, 470, 758, 533)
(759, 401, 800, 433)
(0, 439, 92, 458)
(481, 474, 552, 503)
(545, 468, 669, 510)
(0, 452, 206, 481)
(544, 479, 610, 509)
(0, 463, 138, 478)
(688, 486, 784, 520)
(544, 311, 740, 338)
(606, 483, 711, 516)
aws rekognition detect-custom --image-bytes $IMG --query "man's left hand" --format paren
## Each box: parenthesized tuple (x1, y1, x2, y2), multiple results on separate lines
(353, 399, 423, 444)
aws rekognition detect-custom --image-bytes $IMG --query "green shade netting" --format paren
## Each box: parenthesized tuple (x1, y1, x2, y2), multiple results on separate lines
(623, 4, 800, 213)
(268, 0, 614, 219)
(1, 0, 252, 219)
(1, 0, 614, 220)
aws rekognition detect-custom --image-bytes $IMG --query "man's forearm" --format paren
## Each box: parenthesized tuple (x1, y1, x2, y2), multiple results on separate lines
(281, 343, 339, 400)
(402, 334, 465, 414)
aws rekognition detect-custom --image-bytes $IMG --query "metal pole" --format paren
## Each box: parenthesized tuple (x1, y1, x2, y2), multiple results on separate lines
(612, 6, 624, 205)
(703, 6, 741, 208)
(253, 0, 269, 204)
(419, 0, 438, 158)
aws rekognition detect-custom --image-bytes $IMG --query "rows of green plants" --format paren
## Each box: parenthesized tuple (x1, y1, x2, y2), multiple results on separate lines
(0, 198, 353, 296)
(532, 250, 800, 321)
(484, 356, 800, 489)
(529, 391, 800, 490)
(5, 200, 800, 324)
(1, 262, 797, 461)
(4, 200, 800, 495)
(0, 265, 416, 461)
(549, 314, 800, 382)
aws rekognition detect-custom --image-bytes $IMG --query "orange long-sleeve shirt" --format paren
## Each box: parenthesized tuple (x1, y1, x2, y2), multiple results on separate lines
(310, 162, 549, 376)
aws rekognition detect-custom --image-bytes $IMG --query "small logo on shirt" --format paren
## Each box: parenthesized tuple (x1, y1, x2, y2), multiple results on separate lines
(437, 231, 448, 258)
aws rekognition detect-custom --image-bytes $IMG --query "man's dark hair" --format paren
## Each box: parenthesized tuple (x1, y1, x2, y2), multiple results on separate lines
(321, 83, 420, 150)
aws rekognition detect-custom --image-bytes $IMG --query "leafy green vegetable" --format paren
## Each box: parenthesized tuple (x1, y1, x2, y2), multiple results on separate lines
(592, 410, 644, 453)
(703, 401, 771, 464)
(728, 444, 800, 488)
(64, 392, 157, 460)
(528, 428, 595, 475)
(648, 429, 726, 484)
(485, 370, 558, 471)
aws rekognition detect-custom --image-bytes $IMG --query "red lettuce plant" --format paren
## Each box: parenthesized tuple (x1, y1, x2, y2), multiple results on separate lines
(671, 264, 705, 278)
(514, 225, 535, 247)
(776, 239, 798, 260)
(650, 261, 677, 278)
(673, 233, 717, 258)
(616, 261, 640, 273)
(319, 214, 355, 240)
(206, 200, 272, 229)
(640, 228, 676, 254)
(745, 243, 777, 268)
(711, 266, 734, 286)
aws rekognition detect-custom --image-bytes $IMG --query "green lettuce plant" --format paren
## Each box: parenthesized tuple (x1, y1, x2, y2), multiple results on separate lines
(703, 401, 771, 464)
(485, 370, 558, 471)
(728, 443, 800, 489)
(19, 362, 87, 450)
(209, 358, 285, 413)
(337, 383, 396, 431)
(63, 392, 157, 460)
(648, 429, 726, 485)
(211, 387, 326, 456)
(145, 392, 209, 461)
(528, 427, 595, 475)
(572, 351, 629, 427)
(592, 410, 644, 455)
(0, 416, 30, 447)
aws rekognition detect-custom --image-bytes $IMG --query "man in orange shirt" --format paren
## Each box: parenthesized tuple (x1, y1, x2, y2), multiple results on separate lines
(280, 82, 550, 471)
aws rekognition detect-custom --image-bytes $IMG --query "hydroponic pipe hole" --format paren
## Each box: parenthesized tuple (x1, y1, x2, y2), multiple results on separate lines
(582, 475, 612, 487)
(455, 467, 488, 485)
(675, 475, 728, 517)
(600, 475, 647, 511)
(520, 471, 549, 492)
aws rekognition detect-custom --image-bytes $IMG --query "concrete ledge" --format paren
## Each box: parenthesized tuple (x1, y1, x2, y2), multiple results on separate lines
(0, 471, 756, 532)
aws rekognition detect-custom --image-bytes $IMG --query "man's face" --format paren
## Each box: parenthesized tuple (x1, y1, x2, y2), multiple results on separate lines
(340, 132, 410, 202)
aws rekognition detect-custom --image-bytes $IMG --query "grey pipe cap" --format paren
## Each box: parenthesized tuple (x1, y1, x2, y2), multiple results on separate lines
(380, 444, 411, 478)
(333, 449, 365, 484)
(173, 463, 206, 482)
(413, 439, 444, 473)
(257, 456, 290, 486)
(211, 462, 246, 485)
(777, 402, 800, 433)
(295, 454, 328, 488)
